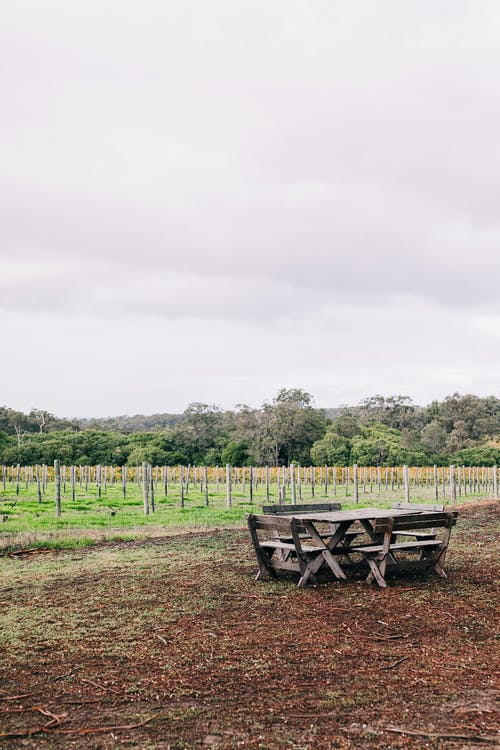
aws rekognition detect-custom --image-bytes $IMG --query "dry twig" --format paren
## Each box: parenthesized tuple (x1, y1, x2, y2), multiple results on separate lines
(380, 656, 409, 670)
(81, 678, 121, 694)
(382, 724, 498, 744)
(0, 705, 67, 739)
(55, 715, 157, 735)
(0, 694, 32, 702)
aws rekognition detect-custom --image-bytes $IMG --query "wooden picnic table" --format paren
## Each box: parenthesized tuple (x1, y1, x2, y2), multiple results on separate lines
(275, 507, 456, 586)
(248, 507, 457, 587)
(278, 507, 421, 543)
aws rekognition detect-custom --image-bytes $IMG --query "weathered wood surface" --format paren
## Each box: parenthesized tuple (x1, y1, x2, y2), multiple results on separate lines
(349, 511, 458, 587)
(261, 502, 342, 514)
(247, 514, 346, 587)
(248, 507, 459, 589)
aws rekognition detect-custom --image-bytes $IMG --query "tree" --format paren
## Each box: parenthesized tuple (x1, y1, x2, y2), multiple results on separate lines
(310, 429, 351, 465)
(173, 403, 224, 463)
(30, 410, 45, 433)
(256, 389, 327, 465)
(331, 410, 362, 439)
(350, 424, 431, 466)
(420, 420, 447, 455)
(452, 441, 500, 466)
(221, 440, 250, 466)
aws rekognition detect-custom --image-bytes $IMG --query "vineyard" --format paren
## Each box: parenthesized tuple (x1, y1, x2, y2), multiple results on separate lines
(1, 463, 498, 550)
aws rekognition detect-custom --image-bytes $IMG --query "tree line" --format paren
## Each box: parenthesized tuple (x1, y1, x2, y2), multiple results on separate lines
(0, 390, 498, 467)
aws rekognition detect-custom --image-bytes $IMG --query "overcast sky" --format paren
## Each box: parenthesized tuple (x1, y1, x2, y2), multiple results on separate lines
(1, 0, 499, 418)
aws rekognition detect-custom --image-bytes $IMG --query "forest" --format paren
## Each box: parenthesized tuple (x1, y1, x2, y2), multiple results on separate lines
(0, 390, 498, 467)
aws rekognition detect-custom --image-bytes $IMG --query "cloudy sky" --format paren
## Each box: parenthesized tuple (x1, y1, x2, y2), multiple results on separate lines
(1, 0, 499, 418)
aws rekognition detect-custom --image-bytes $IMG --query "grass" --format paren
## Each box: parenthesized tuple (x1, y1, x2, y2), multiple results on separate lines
(0, 477, 491, 552)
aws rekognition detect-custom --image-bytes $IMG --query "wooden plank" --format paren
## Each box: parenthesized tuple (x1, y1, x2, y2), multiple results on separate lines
(392, 502, 445, 512)
(262, 502, 342, 514)
(351, 540, 441, 554)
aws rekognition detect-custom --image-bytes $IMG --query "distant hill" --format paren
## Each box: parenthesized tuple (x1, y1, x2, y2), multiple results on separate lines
(79, 413, 183, 433)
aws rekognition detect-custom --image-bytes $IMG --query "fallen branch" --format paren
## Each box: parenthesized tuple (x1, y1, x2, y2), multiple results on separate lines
(0, 693, 32, 702)
(0, 705, 67, 739)
(55, 715, 157, 735)
(380, 656, 409, 670)
(155, 634, 168, 646)
(81, 678, 121, 695)
(358, 629, 410, 641)
(382, 725, 498, 744)
(8, 548, 49, 556)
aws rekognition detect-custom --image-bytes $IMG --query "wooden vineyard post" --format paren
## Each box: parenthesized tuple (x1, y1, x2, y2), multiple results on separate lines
(226, 464, 232, 508)
(16, 464, 20, 495)
(324, 465, 329, 496)
(403, 465, 410, 503)
(179, 465, 184, 508)
(54, 459, 61, 517)
(290, 463, 296, 505)
(493, 465, 498, 499)
(353, 464, 359, 504)
(279, 477, 286, 504)
(204, 465, 209, 506)
(433, 464, 438, 501)
(122, 466, 127, 498)
(35, 464, 42, 503)
(165, 465, 170, 497)
(450, 465, 456, 506)
(142, 462, 149, 515)
(265, 465, 270, 501)
(249, 466, 253, 504)
(96, 464, 102, 498)
(149, 464, 155, 513)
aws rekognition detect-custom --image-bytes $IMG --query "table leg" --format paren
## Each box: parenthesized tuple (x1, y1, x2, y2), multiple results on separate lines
(303, 521, 347, 581)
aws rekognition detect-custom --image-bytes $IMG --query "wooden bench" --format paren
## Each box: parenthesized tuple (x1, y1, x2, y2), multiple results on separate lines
(261, 502, 342, 514)
(348, 511, 458, 588)
(391, 502, 446, 541)
(247, 513, 345, 587)
(260, 502, 362, 546)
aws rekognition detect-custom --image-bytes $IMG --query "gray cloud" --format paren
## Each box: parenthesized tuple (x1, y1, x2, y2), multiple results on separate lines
(1, 0, 499, 414)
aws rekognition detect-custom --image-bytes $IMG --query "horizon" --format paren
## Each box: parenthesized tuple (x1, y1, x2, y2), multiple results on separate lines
(3, 388, 498, 423)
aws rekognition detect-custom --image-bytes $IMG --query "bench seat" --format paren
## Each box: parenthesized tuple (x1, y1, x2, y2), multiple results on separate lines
(247, 513, 347, 586)
(348, 511, 457, 587)
(350, 539, 441, 554)
(260, 540, 324, 553)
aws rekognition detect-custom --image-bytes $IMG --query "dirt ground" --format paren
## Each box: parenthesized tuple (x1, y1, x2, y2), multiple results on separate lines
(0, 502, 498, 749)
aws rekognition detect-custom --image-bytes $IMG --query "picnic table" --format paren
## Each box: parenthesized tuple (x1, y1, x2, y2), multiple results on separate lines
(247, 507, 458, 588)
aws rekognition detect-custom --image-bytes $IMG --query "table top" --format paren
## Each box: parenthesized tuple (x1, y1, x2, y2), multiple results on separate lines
(276, 507, 428, 523)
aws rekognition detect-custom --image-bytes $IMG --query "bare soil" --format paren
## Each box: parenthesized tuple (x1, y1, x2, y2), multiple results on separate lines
(0, 502, 499, 749)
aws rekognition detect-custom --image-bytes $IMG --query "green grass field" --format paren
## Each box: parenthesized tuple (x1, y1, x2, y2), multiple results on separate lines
(0, 475, 490, 552)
